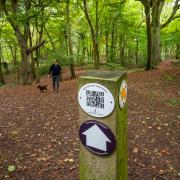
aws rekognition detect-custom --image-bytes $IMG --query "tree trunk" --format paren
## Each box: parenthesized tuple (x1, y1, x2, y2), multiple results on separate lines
(135, 38, 139, 65)
(66, 0, 76, 79)
(95, 0, 100, 67)
(77, 37, 81, 65)
(13, 42, 18, 66)
(145, 6, 152, 70)
(20, 45, 31, 84)
(44, 27, 56, 50)
(120, 37, 125, 66)
(29, 28, 36, 79)
(0, 43, 5, 84)
(110, 20, 115, 62)
(105, 32, 109, 63)
(151, 1, 164, 66)
(83, 0, 100, 69)
(176, 44, 180, 59)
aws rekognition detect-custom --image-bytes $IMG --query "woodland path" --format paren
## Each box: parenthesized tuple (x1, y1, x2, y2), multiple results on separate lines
(0, 61, 179, 179)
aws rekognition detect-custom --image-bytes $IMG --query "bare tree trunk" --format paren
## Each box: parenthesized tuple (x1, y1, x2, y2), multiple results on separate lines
(82, 0, 100, 69)
(120, 36, 125, 66)
(151, 0, 164, 66)
(135, 38, 139, 65)
(95, 0, 100, 66)
(110, 20, 115, 62)
(105, 32, 109, 63)
(0, 43, 5, 84)
(176, 44, 180, 59)
(44, 27, 56, 50)
(66, 0, 76, 78)
(29, 28, 36, 79)
(145, 6, 152, 70)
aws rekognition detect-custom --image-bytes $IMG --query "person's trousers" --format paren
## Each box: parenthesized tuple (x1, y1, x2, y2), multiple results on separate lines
(52, 75, 60, 91)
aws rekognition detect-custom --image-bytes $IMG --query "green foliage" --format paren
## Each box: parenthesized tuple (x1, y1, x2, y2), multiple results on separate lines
(38, 65, 50, 75)
(0, 0, 179, 74)
(166, 98, 180, 106)
(162, 74, 174, 81)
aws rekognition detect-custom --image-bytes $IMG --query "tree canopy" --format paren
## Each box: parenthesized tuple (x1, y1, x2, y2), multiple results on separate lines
(0, 0, 179, 84)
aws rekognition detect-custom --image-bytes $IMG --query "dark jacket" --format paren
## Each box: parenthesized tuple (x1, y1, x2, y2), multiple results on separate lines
(49, 64, 61, 76)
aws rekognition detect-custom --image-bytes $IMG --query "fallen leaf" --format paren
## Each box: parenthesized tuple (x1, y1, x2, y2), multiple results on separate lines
(7, 165, 16, 172)
(133, 147, 139, 153)
(158, 169, 164, 175)
(63, 158, 74, 163)
(160, 149, 170, 155)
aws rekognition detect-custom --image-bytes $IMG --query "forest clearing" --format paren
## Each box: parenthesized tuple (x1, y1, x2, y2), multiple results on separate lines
(0, 61, 179, 179)
(0, 0, 180, 179)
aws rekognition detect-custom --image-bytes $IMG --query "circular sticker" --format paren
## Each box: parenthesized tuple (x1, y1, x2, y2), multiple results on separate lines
(119, 80, 127, 109)
(78, 83, 115, 118)
(79, 120, 116, 156)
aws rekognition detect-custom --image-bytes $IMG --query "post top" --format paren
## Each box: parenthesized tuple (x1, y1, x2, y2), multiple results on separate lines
(79, 70, 126, 81)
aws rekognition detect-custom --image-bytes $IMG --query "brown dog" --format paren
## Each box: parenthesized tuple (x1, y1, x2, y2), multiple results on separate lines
(37, 85, 47, 92)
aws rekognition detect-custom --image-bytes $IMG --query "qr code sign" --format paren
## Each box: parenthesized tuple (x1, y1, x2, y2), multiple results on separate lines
(86, 90, 104, 109)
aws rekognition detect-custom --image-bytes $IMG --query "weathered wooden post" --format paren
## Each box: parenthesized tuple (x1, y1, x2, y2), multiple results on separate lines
(78, 70, 128, 180)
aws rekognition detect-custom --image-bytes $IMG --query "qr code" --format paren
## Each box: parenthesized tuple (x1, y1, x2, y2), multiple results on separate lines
(86, 90, 104, 109)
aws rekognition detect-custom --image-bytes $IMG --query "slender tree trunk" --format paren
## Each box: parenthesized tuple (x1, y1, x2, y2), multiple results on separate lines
(176, 44, 180, 59)
(29, 28, 36, 79)
(120, 36, 125, 66)
(13, 42, 18, 66)
(110, 20, 115, 62)
(44, 27, 56, 50)
(135, 38, 139, 65)
(105, 32, 109, 63)
(0, 43, 5, 84)
(83, 0, 100, 69)
(95, 0, 100, 67)
(145, 6, 152, 70)
(77, 37, 81, 64)
(66, 0, 76, 78)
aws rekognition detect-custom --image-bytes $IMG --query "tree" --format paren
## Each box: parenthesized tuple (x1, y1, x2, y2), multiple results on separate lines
(0, 14, 5, 84)
(0, 42, 5, 84)
(0, 0, 45, 84)
(66, 0, 76, 78)
(137, 0, 180, 69)
(82, 0, 100, 69)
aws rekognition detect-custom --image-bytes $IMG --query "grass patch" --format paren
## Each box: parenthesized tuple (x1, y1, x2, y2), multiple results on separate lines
(166, 98, 180, 106)
(162, 74, 175, 81)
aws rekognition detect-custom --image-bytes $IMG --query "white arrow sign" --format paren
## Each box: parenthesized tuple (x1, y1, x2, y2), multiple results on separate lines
(82, 124, 111, 152)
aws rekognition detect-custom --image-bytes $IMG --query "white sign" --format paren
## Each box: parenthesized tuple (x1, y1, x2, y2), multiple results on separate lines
(119, 80, 127, 109)
(78, 83, 115, 117)
(82, 124, 111, 151)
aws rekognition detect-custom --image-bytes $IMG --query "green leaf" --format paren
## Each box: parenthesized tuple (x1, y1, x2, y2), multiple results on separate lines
(7, 165, 16, 172)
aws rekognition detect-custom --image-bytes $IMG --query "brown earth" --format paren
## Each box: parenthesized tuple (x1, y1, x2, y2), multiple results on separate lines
(0, 61, 180, 180)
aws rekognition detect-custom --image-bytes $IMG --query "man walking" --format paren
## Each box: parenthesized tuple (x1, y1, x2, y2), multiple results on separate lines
(48, 60, 61, 91)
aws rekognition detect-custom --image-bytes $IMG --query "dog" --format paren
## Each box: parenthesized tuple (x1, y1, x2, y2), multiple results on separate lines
(37, 84, 47, 92)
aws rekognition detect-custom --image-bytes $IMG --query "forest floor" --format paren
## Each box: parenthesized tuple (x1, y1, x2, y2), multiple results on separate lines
(0, 60, 180, 180)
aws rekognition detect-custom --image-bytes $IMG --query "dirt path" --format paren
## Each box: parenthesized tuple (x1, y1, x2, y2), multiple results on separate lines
(0, 61, 179, 179)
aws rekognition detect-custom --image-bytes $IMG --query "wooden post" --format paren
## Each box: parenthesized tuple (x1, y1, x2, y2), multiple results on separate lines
(78, 70, 128, 180)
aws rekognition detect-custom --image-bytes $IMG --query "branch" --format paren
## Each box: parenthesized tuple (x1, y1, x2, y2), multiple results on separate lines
(173, 15, 180, 20)
(0, 0, 24, 42)
(27, 40, 45, 54)
(161, 0, 180, 29)
(27, 0, 52, 20)
(82, 0, 95, 38)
